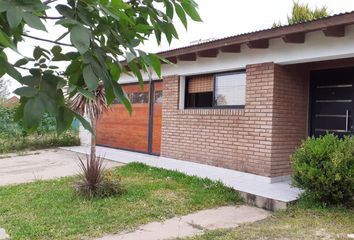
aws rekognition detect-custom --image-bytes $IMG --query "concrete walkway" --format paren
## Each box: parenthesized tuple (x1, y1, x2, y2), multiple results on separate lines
(62, 146, 301, 210)
(0, 149, 121, 186)
(0, 228, 9, 240)
(96, 205, 270, 240)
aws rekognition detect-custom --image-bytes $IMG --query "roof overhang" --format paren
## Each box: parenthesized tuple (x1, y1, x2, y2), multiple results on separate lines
(158, 12, 354, 62)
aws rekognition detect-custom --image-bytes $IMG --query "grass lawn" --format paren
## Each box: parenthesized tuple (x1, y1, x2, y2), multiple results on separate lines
(185, 199, 354, 240)
(0, 163, 242, 240)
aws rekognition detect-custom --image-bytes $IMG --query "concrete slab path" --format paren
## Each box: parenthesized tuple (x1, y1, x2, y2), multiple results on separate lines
(96, 205, 270, 240)
(0, 228, 9, 240)
(0, 148, 121, 186)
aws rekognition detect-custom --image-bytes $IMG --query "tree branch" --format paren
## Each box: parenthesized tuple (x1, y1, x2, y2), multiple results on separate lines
(12, 65, 31, 71)
(43, 0, 59, 5)
(39, 16, 64, 20)
(22, 34, 74, 47)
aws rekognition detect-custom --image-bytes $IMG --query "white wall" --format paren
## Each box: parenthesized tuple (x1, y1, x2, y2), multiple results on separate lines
(119, 25, 354, 83)
(79, 124, 91, 146)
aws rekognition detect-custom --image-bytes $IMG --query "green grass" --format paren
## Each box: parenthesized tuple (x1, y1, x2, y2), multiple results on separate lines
(0, 163, 242, 240)
(0, 131, 80, 154)
(185, 197, 354, 240)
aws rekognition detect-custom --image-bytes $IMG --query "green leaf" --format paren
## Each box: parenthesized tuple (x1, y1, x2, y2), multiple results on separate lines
(83, 65, 99, 90)
(49, 65, 59, 70)
(154, 29, 162, 45)
(56, 4, 74, 19)
(56, 107, 74, 135)
(50, 45, 70, 61)
(33, 47, 43, 60)
(0, 29, 17, 52)
(71, 111, 93, 134)
(19, 75, 40, 87)
(174, 3, 187, 29)
(38, 92, 58, 116)
(6, 6, 22, 29)
(112, 80, 132, 115)
(29, 68, 41, 77)
(110, 0, 131, 10)
(110, 63, 121, 80)
(146, 54, 161, 77)
(77, 87, 95, 100)
(65, 52, 80, 60)
(181, 0, 202, 22)
(135, 24, 153, 34)
(51, 45, 62, 55)
(4, 62, 22, 81)
(0, 2, 10, 13)
(126, 52, 136, 63)
(0, 67, 5, 78)
(55, 31, 69, 42)
(57, 78, 66, 89)
(65, 60, 81, 75)
(100, 70, 115, 104)
(165, 1, 174, 19)
(23, 96, 45, 131)
(52, 53, 70, 61)
(70, 25, 91, 54)
(14, 58, 28, 67)
(22, 12, 47, 31)
(14, 87, 38, 97)
(128, 61, 143, 88)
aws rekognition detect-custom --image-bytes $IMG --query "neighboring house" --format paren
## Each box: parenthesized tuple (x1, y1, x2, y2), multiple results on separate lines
(1, 96, 19, 108)
(82, 12, 354, 183)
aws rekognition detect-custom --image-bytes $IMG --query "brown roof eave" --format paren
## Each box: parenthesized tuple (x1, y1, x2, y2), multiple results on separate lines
(158, 12, 354, 58)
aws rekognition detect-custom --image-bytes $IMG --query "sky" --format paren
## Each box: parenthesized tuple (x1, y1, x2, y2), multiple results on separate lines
(6, 0, 354, 94)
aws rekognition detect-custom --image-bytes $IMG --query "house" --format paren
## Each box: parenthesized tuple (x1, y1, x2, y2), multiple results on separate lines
(1, 96, 19, 107)
(81, 12, 354, 183)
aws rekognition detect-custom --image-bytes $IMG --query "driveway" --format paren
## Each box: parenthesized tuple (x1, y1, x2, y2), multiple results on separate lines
(0, 148, 122, 186)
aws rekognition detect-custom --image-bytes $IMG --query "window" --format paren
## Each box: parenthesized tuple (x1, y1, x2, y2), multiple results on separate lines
(185, 71, 246, 109)
(215, 73, 246, 106)
(129, 92, 149, 104)
(155, 90, 163, 103)
(112, 92, 149, 104)
(185, 75, 214, 108)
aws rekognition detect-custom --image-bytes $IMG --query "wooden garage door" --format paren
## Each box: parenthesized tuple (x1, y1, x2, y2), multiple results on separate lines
(96, 81, 162, 155)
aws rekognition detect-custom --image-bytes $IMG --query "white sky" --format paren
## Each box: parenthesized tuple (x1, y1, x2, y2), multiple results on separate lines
(6, 0, 354, 94)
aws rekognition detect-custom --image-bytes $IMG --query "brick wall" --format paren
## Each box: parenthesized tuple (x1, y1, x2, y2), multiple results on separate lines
(160, 62, 309, 177)
(271, 65, 309, 176)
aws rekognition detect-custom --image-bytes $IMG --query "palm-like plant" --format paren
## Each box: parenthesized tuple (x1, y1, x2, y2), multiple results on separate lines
(287, 1, 328, 25)
(71, 83, 108, 161)
(273, 1, 329, 27)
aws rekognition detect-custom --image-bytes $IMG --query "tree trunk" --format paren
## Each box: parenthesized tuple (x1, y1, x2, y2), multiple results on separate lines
(90, 115, 96, 161)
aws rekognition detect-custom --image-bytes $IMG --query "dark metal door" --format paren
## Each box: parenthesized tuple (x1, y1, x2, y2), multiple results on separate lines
(310, 67, 354, 137)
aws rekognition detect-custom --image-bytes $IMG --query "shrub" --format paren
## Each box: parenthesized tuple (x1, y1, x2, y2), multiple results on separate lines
(0, 105, 57, 138)
(0, 105, 80, 153)
(0, 131, 80, 154)
(75, 155, 124, 198)
(291, 134, 354, 205)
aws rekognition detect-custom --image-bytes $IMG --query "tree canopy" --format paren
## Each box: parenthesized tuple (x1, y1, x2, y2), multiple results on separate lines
(0, 0, 201, 134)
(273, 1, 329, 27)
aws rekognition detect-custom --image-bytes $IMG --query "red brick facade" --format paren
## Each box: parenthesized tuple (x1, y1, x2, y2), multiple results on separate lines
(160, 62, 309, 177)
